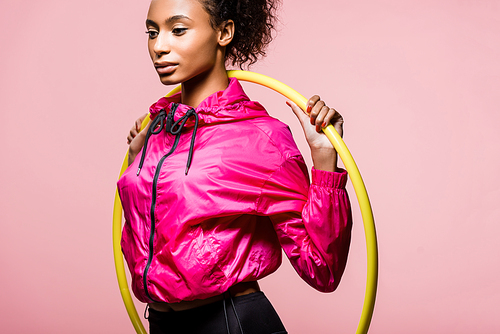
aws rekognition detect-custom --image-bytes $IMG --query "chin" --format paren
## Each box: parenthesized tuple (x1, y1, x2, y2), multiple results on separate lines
(158, 75, 181, 86)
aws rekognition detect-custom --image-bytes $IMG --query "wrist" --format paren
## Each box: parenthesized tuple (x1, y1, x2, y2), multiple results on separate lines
(128, 149, 137, 167)
(311, 147, 338, 172)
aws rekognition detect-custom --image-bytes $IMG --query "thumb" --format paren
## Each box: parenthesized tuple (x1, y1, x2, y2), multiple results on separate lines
(286, 100, 309, 124)
(135, 119, 142, 132)
(132, 119, 152, 148)
(136, 118, 152, 140)
(140, 118, 152, 134)
(137, 113, 149, 131)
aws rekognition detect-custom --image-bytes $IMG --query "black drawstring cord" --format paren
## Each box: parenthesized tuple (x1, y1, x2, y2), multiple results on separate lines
(173, 109, 198, 175)
(136, 108, 170, 176)
(167, 106, 199, 175)
(136, 103, 199, 176)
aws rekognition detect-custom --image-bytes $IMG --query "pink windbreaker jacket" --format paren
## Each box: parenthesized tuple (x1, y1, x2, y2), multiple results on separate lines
(117, 78, 352, 303)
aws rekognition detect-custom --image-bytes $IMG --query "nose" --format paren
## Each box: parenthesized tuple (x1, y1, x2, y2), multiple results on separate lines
(152, 32, 170, 57)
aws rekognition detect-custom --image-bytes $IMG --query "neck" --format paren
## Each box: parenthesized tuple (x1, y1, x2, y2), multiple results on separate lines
(181, 62, 229, 108)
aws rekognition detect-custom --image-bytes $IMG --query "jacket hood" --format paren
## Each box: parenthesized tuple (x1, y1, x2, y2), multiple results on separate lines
(149, 77, 269, 128)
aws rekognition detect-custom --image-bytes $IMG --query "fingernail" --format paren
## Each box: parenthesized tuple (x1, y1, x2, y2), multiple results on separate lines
(322, 122, 326, 128)
(306, 105, 311, 113)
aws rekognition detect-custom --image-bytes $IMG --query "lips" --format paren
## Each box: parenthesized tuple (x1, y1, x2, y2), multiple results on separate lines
(154, 62, 178, 75)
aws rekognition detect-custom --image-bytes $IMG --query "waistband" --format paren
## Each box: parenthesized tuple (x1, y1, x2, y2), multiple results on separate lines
(148, 281, 260, 312)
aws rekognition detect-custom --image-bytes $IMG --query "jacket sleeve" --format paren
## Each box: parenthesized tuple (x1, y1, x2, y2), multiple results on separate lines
(256, 155, 352, 292)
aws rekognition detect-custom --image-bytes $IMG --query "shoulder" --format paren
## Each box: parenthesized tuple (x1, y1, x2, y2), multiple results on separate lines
(239, 103, 302, 162)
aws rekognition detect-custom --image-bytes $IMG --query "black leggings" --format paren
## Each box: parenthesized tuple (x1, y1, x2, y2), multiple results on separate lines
(147, 291, 287, 334)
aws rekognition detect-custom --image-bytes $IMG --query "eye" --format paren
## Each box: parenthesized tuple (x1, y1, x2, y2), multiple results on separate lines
(172, 28, 187, 36)
(145, 30, 159, 39)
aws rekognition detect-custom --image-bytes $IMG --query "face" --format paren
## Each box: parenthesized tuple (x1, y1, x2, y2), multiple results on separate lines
(146, 0, 222, 86)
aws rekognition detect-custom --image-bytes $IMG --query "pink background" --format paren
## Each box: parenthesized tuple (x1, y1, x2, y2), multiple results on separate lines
(1, 0, 499, 333)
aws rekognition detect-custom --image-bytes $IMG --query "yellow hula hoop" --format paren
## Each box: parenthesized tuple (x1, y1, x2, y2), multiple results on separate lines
(113, 70, 378, 334)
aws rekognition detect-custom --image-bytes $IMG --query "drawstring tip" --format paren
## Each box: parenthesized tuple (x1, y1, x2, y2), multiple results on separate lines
(185, 166, 189, 175)
(136, 168, 141, 176)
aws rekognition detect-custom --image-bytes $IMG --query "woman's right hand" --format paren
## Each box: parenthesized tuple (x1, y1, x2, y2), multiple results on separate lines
(127, 113, 150, 166)
(286, 96, 343, 172)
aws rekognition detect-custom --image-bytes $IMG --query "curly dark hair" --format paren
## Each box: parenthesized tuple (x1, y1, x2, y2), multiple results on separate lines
(199, 0, 281, 68)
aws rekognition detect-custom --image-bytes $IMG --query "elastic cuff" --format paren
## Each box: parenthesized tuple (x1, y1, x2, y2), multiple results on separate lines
(311, 167, 348, 188)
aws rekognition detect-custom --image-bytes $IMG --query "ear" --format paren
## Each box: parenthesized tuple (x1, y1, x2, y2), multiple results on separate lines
(217, 20, 234, 47)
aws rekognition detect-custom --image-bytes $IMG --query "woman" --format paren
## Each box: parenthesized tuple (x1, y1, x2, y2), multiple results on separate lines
(118, 0, 352, 333)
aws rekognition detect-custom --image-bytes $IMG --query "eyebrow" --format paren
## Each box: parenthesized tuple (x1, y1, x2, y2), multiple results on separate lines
(146, 15, 192, 27)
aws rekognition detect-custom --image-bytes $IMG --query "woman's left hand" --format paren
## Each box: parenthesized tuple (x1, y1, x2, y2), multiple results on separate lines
(286, 95, 343, 172)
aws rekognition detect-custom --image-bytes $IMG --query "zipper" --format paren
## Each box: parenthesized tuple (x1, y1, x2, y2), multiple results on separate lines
(142, 107, 181, 302)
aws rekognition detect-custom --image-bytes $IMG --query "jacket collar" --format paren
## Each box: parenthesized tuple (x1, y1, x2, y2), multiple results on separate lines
(148, 77, 268, 128)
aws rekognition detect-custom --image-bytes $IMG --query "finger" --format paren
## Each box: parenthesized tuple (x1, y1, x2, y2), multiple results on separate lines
(139, 118, 152, 135)
(128, 116, 151, 145)
(129, 127, 138, 139)
(128, 128, 137, 145)
(134, 113, 149, 132)
(134, 119, 152, 140)
(322, 108, 338, 127)
(331, 111, 344, 137)
(318, 107, 339, 132)
(129, 120, 152, 155)
(315, 105, 331, 133)
(286, 100, 309, 125)
(306, 95, 321, 114)
(309, 100, 325, 125)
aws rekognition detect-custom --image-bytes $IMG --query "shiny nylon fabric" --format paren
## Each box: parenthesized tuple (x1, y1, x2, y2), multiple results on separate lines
(117, 78, 352, 303)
